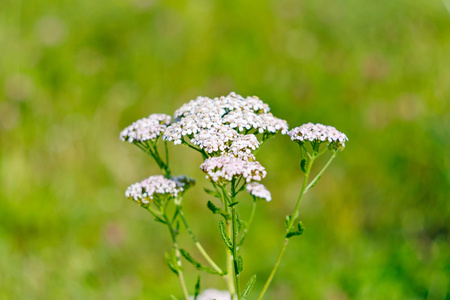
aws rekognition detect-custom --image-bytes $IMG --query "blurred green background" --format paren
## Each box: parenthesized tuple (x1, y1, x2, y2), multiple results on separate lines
(1, 0, 449, 299)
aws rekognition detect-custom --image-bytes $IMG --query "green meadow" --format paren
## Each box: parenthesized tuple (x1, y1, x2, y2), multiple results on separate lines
(1, 0, 449, 298)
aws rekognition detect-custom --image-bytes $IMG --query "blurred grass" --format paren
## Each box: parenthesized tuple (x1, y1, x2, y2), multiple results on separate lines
(1, 0, 449, 299)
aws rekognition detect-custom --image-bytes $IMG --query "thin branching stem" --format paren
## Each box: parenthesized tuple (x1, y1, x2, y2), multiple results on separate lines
(239, 198, 256, 247)
(305, 151, 336, 193)
(231, 205, 240, 299)
(257, 155, 315, 300)
(165, 216, 190, 300)
(164, 140, 170, 166)
(220, 185, 238, 300)
(230, 179, 241, 298)
(177, 208, 224, 275)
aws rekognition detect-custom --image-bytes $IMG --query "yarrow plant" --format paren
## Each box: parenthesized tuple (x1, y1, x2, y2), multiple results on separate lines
(120, 92, 348, 300)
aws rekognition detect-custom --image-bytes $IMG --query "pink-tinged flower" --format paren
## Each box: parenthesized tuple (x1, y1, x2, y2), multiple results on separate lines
(200, 155, 266, 184)
(120, 114, 171, 143)
(125, 175, 185, 207)
(246, 182, 272, 201)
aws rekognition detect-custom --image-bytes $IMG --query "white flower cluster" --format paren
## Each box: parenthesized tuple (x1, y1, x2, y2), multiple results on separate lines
(246, 182, 272, 201)
(125, 175, 184, 206)
(200, 155, 266, 184)
(189, 289, 231, 300)
(163, 92, 288, 149)
(228, 134, 259, 160)
(288, 122, 348, 149)
(120, 114, 172, 143)
(191, 125, 238, 154)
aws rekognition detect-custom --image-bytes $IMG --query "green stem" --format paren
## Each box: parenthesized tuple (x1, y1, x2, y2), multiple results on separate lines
(163, 213, 190, 300)
(257, 238, 289, 300)
(287, 156, 314, 230)
(230, 179, 241, 299)
(178, 209, 223, 274)
(145, 206, 166, 224)
(151, 142, 171, 178)
(181, 139, 205, 156)
(257, 156, 315, 300)
(221, 186, 237, 300)
(174, 246, 189, 300)
(164, 140, 170, 167)
(239, 198, 256, 247)
(231, 205, 241, 299)
(227, 220, 237, 300)
(134, 141, 171, 178)
(305, 151, 336, 193)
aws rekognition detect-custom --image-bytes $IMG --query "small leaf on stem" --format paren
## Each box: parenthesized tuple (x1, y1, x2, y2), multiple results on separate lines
(300, 158, 307, 173)
(165, 252, 178, 275)
(194, 275, 201, 300)
(236, 212, 242, 233)
(219, 221, 233, 251)
(285, 215, 291, 229)
(286, 222, 305, 239)
(207, 201, 220, 214)
(179, 249, 222, 275)
(297, 221, 305, 234)
(235, 255, 243, 274)
(175, 221, 180, 235)
(204, 188, 221, 198)
(207, 201, 229, 219)
(154, 216, 166, 224)
(308, 175, 321, 189)
(241, 275, 256, 299)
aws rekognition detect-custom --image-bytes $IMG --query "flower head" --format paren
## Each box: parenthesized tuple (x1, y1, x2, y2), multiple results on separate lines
(125, 175, 185, 207)
(200, 155, 266, 184)
(227, 134, 259, 161)
(163, 92, 289, 146)
(191, 125, 238, 154)
(120, 114, 172, 143)
(288, 122, 348, 150)
(246, 182, 272, 201)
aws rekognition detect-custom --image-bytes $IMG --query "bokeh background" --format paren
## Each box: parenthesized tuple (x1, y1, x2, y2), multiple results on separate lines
(1, 0, 449, 299)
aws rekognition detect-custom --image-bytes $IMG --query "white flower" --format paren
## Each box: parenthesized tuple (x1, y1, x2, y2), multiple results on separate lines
(222, 109, 260, 132)
(246, 182, 272, 201)
(189, 289, 231, 300)
(257, 113, 289, 134)
(288, 122, 348, 150)
(200, 155, 266, 184)
(227, 134, 259, 160)
(120, 114, 171, 143)
(191, 125, 238, 154)
(163, 92, 289, 145)
(125, 175, 184, 206)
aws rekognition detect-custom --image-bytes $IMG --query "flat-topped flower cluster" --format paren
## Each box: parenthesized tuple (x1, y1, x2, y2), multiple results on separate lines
(163, 92, 289, 150)
(246, 182, 272, 202)
(200, 155, 267, 184)
(125, 175, 185, 206)
(288, 122, 348, 150)
(120, 113, 172, 143)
